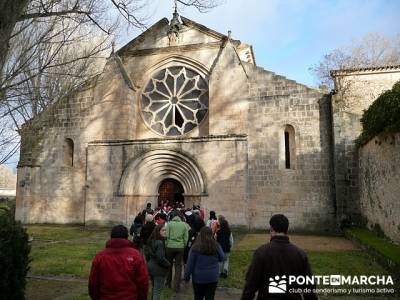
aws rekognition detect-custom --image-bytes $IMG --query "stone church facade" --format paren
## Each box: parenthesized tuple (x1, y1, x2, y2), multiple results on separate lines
(15, 15, 400, 231)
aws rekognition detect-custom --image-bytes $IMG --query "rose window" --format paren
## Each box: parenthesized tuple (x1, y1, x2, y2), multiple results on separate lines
(141, 66, 209, 136)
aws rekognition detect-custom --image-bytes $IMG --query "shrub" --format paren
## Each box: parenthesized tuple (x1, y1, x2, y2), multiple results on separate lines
(356, 80, 400, 146)
(0, 207, 31, 300)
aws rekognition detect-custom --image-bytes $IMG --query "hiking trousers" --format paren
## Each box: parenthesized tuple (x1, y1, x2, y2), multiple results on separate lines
(166, 247, 184, 292)
(192, 281, 217, 300)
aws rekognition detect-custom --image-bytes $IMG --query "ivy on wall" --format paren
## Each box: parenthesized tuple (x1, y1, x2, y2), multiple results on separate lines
(356, 81, 400, 147)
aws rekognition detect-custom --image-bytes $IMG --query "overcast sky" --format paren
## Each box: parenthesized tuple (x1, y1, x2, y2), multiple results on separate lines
(120, 0, 400, 87)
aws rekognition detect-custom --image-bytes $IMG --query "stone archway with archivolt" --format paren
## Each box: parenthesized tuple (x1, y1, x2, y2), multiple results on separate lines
(118, 149, 206, 220)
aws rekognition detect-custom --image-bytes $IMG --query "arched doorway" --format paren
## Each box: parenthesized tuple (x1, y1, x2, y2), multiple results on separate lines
(158, 178, 184, 207)
(118, 149, 206, 223)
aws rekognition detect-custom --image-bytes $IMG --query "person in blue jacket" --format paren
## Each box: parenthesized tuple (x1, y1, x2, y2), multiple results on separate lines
(184, 226, 226, 300)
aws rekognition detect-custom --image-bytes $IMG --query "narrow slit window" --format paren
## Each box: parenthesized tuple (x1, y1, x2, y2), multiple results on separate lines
(283, 125, 296, 170)
(64, 138, 74, 167)
(284, 131, 290, 169)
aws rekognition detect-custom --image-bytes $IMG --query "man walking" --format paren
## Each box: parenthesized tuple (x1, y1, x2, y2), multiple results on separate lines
(89, 225, 149, 300)
(166, 214, 189, 293)
(241, 214, 317, 300)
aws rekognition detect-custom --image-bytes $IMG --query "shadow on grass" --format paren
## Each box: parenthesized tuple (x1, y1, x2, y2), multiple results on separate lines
(26, 225, 397, 299)
(26, 225, 109, 242)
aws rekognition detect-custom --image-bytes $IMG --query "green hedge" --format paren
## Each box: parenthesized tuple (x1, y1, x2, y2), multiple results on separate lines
(356, 81, 400, 146)
(0, 208, 31, 300)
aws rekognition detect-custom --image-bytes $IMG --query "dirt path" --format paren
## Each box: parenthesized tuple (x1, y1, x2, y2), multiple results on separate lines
(26, 278, 87, 300)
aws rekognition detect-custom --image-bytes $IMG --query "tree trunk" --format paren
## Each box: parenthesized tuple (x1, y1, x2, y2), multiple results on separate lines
(0, 0, 30, 76)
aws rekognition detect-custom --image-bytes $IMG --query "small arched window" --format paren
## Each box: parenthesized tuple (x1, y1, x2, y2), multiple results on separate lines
(64, 138, 74, 167)
(283, 125, 296, 169)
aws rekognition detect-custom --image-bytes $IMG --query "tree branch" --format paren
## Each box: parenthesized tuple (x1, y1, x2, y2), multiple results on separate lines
(18, 9, 90, 21)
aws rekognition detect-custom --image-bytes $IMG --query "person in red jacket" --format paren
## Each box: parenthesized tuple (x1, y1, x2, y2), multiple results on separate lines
(89, 225, 149, 300)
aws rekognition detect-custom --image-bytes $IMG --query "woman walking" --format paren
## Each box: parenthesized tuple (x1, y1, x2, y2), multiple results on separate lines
(141, 214, 156, 258)
(146, 224, 171, 300)
(206, 211, 218, 236)
(130, 212, 144, 249)
(216, 217, 233, 278)
(184, 227, 226, 300)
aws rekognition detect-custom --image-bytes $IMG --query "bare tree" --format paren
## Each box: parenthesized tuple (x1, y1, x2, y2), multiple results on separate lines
(0, 12, 111, 164)
(177, 0, 219, 12)
(2, 16, 110, 117)
(0, 0, 220, 165)
(310, 32, 400, 89)
(0, 0, 220, 74)
(0, 117, 19, 166)
(1, 0, 221, 104)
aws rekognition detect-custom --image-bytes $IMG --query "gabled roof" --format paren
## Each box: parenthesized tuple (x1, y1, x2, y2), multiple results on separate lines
(117, 18, 170, 56)
(181, 16, 243, 45)
(180, 16, 227, 40)
(116, 15, 243, 56)
(331, 64, 400, 77)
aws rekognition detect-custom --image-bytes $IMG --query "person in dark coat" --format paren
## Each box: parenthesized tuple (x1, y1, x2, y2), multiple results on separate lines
(130, 213, 144, 237)
(184, 210, 196, 264)
(241, 214, 318, 300)
(184, 226, 226, 300)
(155, 211, 168, 225)
(141, 214, 156, 256)
(168, 205, 180, 221)
(192, 211, 205, 233)
(143, 202, 154, 215)
(146, 224, 170, 300)
(216, 218, 233, 278)
(130, 213, 144, 249)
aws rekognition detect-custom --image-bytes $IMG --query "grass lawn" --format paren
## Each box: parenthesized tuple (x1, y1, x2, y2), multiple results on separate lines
(30, 242, 104, 276)
(26, 225, 173, 300)
(27, 225, 106, 277)
(346, 227, 400, 265)
(26, 225, 394, 299)
(27, 225, 102, 241)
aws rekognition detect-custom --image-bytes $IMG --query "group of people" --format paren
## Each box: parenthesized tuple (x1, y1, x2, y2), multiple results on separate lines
(88, 206, 318, 300)
(89, 202, 233, 300)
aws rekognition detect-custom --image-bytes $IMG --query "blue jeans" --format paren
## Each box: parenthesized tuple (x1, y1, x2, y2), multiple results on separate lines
(219, 252, 230, 274)
(151, 275, 166, 300)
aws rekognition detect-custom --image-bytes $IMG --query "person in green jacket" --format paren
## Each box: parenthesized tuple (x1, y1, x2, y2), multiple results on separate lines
(166, 214, 189, 293)
(146, 224, 170, 300)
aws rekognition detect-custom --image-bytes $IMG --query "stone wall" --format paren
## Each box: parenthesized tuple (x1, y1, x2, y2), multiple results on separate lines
(15, 83, 96, 223)
(85, 136, 248, 226)
(16, 20, 251, 224)
(359, 133, 400, 243)
(16, 17, 338, 229)
(332, 68, 400, 222)
(246, 65, 335, 231)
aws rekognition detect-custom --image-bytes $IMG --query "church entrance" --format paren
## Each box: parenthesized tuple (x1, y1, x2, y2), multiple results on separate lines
(157, 178, 184, 207)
